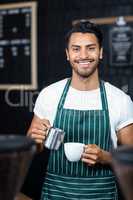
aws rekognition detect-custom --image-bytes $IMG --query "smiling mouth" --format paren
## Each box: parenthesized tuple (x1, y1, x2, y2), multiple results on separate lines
(76, 59, 94, 63)
(77, 60, 94, 67)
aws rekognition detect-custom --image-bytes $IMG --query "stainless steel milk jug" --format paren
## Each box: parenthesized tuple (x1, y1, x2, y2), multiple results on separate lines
(44, 127, 65, 150)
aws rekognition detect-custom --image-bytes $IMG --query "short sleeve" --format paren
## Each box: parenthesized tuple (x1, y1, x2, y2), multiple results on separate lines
(33, 79, 66, 125)
(116, 95, 133, 131)
(33, 89, 48, 119)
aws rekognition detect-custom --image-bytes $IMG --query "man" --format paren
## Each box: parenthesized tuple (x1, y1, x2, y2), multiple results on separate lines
(27, 20, 133, 199)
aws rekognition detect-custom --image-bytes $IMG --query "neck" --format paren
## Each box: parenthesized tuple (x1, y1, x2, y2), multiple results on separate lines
(71, 70, 100, 91)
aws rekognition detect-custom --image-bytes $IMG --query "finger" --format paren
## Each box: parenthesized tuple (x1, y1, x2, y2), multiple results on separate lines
(30, 128, 47, 136)
(32, 123, 48, 131)
(84, 147, 100, 155)
(84, 144, 95, 148)
(85, 144, 98, 149)
(85, 149, 99, 155)
(30, 132, 46, 139)
(34, 139, 44, 144)
(41, 119, 51, 128)
(81, 158, 96, 165)
(43, 125, 48, 131)
(82, 153, 98, 161)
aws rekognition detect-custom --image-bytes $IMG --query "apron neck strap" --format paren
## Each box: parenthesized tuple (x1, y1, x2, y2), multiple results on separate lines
(100, 80, 109, 110)
(58, 78, 109, 111)
(58, 78, 71, 109)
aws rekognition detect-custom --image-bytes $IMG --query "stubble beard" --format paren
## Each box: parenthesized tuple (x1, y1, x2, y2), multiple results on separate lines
(73, 61, 98, 79)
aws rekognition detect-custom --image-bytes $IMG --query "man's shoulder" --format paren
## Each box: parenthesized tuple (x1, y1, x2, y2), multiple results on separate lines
(39, 78, 68, 96)
(46, 78, 68, 89)
(105, 81, 128, 97)
(104, 81, 133, 114)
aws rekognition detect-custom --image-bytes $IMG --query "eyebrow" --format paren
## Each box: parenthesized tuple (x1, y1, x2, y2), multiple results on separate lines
(71, 44, 96, 48)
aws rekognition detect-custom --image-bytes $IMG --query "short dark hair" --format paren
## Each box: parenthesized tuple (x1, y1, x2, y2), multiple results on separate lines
(65, 20, 103, 49)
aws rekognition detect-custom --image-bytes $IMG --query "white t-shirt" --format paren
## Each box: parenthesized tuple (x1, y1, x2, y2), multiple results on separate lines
(34, 78, 133, 148)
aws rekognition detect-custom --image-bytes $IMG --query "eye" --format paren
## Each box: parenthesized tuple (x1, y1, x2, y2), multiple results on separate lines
(72, 47, 80, 52)
(88, 47, 95, 51)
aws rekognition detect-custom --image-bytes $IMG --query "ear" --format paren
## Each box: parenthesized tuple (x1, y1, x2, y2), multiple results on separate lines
(100, 47, 103, 59)
(65, 49, 69, 61)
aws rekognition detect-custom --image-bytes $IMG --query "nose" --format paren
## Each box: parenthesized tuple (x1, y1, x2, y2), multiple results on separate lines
(80, 48, 88, 59)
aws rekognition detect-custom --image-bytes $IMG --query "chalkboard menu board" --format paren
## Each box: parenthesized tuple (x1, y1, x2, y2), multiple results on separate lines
(109, 17, 133, 67)
(0, 2, 37, 90)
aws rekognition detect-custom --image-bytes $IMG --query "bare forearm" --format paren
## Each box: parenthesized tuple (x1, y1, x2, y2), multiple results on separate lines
(99, 150, 112, 165)
(15, 193, 32, 200)
(81, 144, 112, 166)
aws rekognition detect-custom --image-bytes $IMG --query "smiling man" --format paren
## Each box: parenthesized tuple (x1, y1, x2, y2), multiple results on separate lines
(66, 32, 103, 79)
(66, 32, 103, 90)
(27, 20, 133, 200)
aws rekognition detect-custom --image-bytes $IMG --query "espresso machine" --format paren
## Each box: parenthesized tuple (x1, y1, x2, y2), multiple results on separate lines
(111, 145, 133, 200)
(0, 135, 36, 200)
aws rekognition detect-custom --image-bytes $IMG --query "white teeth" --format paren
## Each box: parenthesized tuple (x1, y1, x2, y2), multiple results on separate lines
(79, 62, 91, 64)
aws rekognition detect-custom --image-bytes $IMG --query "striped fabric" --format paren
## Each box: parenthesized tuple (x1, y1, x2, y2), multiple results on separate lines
(41, 79, 118, 200)
(41, 173, 117, 200)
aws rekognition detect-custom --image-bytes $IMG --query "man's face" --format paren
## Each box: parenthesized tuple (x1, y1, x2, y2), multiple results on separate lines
(66, 32, 103, 78)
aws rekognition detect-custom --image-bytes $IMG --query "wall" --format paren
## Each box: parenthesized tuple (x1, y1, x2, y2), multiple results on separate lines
(0, 0, 133, 199)
(0, 0, 133, 135)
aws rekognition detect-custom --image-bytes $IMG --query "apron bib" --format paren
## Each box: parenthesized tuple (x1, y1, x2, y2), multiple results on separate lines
(41, 79, 118, 200)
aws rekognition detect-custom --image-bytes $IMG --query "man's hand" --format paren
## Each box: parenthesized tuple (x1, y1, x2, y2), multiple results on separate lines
(15, 193, 32, 200)
(27, 115, 51, 151)
(81, 144, 112, 166)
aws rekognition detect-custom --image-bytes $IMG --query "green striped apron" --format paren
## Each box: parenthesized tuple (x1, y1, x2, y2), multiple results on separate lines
(41, 79, 118, 200)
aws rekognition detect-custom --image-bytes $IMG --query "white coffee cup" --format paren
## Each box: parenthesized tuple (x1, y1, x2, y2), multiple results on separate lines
(64, 142, 85, 162)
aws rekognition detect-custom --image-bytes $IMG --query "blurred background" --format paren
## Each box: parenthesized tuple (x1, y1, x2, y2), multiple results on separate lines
(0, 0, 133, 136)
(0, 0, 133, 199)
